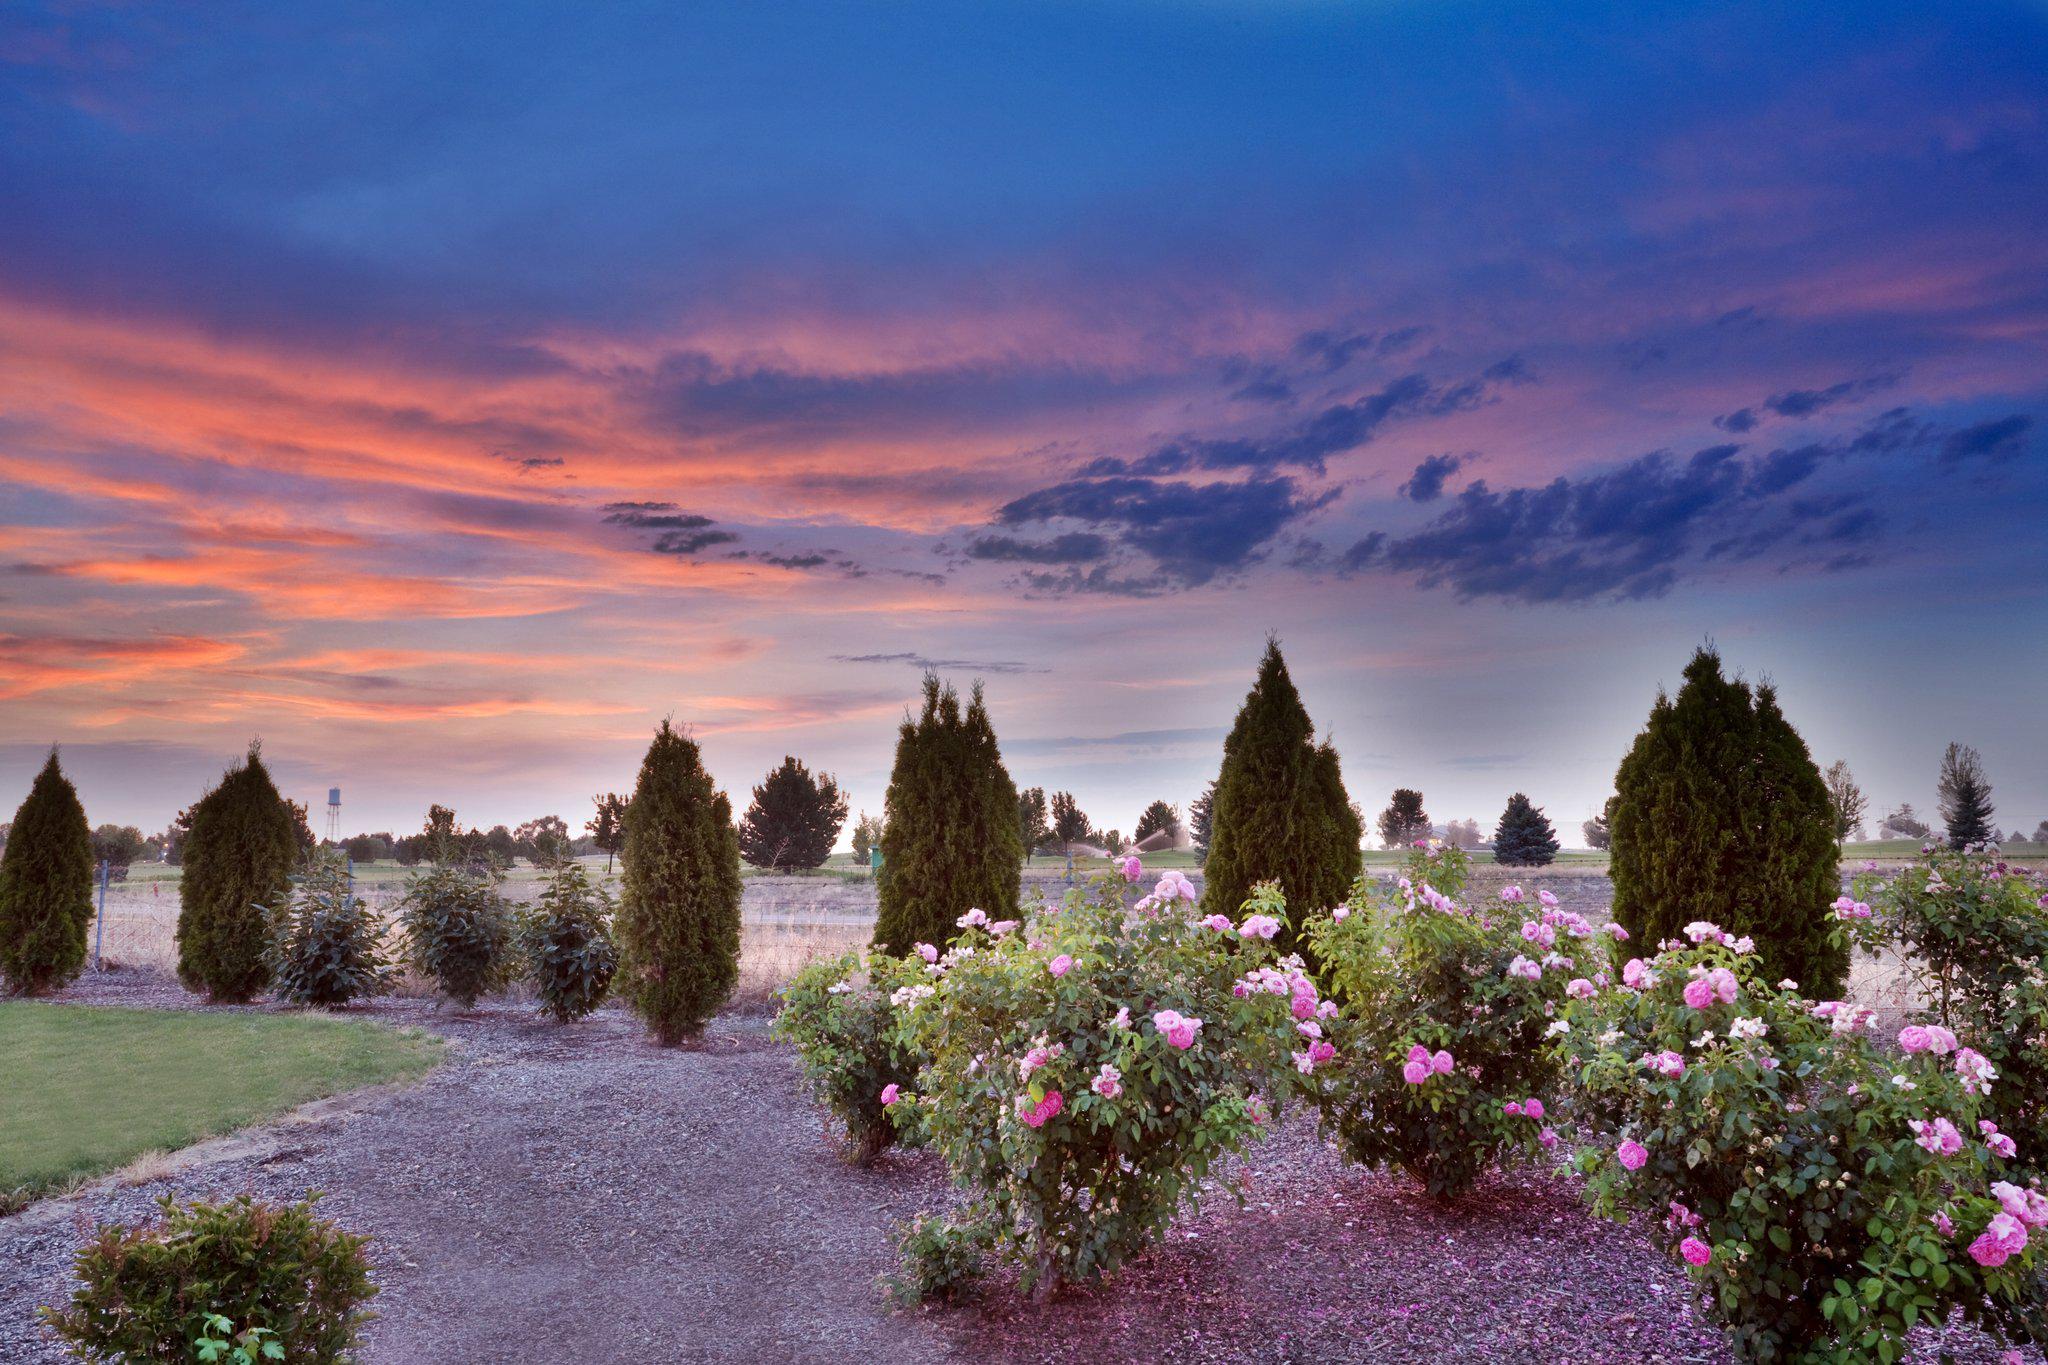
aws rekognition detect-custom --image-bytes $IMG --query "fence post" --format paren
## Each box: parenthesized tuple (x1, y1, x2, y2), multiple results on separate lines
(92, 858, 109, 971)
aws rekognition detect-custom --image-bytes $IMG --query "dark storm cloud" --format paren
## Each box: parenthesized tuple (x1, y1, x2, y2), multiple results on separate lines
(1940, 414, 2032, 465)
(965, 533, 1111, 565)
(601, 501, 716, 531)
(1399, 454, 1465, 503)
(996, 474, 1338, 587)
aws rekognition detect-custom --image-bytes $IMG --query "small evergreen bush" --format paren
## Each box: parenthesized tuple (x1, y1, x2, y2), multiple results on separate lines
(1559, 924, 2046, 1363)
(1201, 640, 1362, 957)
(397, 864, 513, 1008)
(774, 948, 931, 1163)
(520, 860, 619, 1023)
(738, 755, 849, 871)
(178, 745, 299, 1001)
(617, 720, 743, 1044)
(1491, 791, 1560, 867)
(872, 677, 1024, 954)
(1309, 842, 1607, 1196)
(0, 751, 94, 995)
(265, 855, 391, 1008)
(43, 1194, 377, 1364)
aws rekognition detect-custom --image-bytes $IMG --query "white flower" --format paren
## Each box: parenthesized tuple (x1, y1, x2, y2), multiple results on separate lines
(1891, 1074, 1917, 1090)
(1728, 1016, 1768, 1042)
(1544, 1020, 1571, 1038)
(1691, 1030, 1717, 1048)
(827, 981, 852, 995)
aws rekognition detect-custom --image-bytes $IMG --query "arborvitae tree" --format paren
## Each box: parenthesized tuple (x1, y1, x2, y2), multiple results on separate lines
(871, 676, 1024, 954)
(177, 744, 299, 1002)
(1610, 648, 1844, 996)
(1201, 640, 1363, 957)
(616, 720, 743, 1045)
(1492, 793, 1560, 867)
(1376, 788, 1430, 849)
(1016, 787, 1050, 857)
(0, 751, 95, 994)
(737, 756, 848, 872)
(1049, 791, 1091, 853)
(1134, 800, 1180, 844)
(1822, 760, 1867, 846)
(1189, 782, 1215, 862)
(1936, 742, 1996, 849)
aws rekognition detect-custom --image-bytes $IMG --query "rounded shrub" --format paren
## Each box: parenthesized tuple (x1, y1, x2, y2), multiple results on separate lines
(265, 854, 391, 1008)
(43, 1193, 377, 1363)
(773, 948, 931, 1163)
(519, 859, 619, 1023)
(885, 862, 1318, 1301)
(178, 745, 300, 1002)
(398, 863, 513, 1008)
(0, 750, 95, 995)
(617, 720, 742, 1044)
(1307, 842, 1609, 1197)
(1854, 844, 2048, 1181)
(1558, 921, 2046, 1363)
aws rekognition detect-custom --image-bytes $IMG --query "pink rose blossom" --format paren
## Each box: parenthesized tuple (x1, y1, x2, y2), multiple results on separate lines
(1969, 1212, 2029, 1267)
(1117, 853, 1143, 882)
(1201, 913, 1235, 933)
(914, 942, 939, 964)
(1017, 1089, 1064, 1129)
(1679, 1237, 1712, 1267)
(1910, 1116, 1965, 1157)
(880, 1083, 900, 1106)
(1524, 1098, 1545, 1120)
(1091, 1064, 1122, 1099)
(1402, 1060, 1429, 1084)
(1682, 978, 1715, 1010)
(1618, 1139, 1649, 1171)
(1538, 1127, 1558, 1149)
(1048, 954, 1073, 978)
(1431, 1049, 1454, 1075)
(1310, 1040, 1336, 1064)
(1239, 913, 1282, 940)
(1153, 1009, 1202, 1049)
(1899, 1024, 1934, 1053)
(1500, 886, 1524, 903)
(1566, 977, 1596, 999)
(1504, 1100, 1524, 1116)
(1622, 958, 1651, 989)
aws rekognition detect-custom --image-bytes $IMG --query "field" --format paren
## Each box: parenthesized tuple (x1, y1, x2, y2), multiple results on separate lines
(0, 1003, 442, 1207)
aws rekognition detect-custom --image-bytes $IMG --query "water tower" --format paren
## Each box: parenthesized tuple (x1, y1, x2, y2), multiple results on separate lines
(326, 786, 342, 843)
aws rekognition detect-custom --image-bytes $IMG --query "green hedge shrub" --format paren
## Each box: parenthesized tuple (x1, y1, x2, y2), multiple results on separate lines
(0, 751, 95, 995)
(398, 864, 512, 1008)
(265, 855, 391, 1008)
(178, 746, 299, 1002)
(520, 860, 619, 1023)
(774, 948, 931, 1163)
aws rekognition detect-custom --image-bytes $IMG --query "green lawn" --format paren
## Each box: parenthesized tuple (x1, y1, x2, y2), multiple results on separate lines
(0, 1004, 443, 1204)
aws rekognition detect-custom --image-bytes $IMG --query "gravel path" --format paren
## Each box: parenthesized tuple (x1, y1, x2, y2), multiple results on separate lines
(3, 969, 2034, 1364)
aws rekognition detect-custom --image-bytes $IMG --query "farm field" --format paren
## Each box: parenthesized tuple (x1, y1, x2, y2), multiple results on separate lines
(0, 1003, 441, 1207)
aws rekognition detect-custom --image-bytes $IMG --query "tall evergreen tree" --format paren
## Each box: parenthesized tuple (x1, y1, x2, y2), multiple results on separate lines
(177, 744, 299, 1001)
(1492, 792, 1560, 866)
(1610, 648, 1844, 995)
(871, 677, 1024, 953)
(737, 756, 848, 871)
(1133, 800, 1180, 843)
(1189, 782, 1215, 863)
(0, 751, 95, 994)
(1376, 788, 1430, 848)
(1936, 742, 1996, 849)
(1201, 640, 1362, 956)
(1016, 787, 1050, 857)
(616, 720, 743, 1045)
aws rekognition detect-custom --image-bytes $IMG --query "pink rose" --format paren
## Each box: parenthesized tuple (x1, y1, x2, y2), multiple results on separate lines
(1091, 1064, 1122, 1099)
(1018, 1089, 1064, 1129)
(1153, 1009, 1202, 1049)
(1524, 1098, 1545, 1120)
(1504, 1100, 1524, 1116)
(1309, 1040, 1335, 1064)
(1538, 1127, 1558, 1149)
(914, 942, 938, 964)
(1898, 1024, 1933, 1054)
(1566, 977, 1595, 999)
(1682, 978, 1714, 1010)
(1402, 1060, 1429, 1085)
(1679, 1237, 1712, 1267)
(1117, 854, 1142, 882)
(1048, 954, 1073, 978)
(1618, 1139, 1649, 1171)
(1431, 1049, 1454, 1075)
(880, 1083, 900, 1106)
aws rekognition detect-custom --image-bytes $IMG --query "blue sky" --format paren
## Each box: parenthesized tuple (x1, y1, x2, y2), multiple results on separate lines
(1, 0, 2043, 842)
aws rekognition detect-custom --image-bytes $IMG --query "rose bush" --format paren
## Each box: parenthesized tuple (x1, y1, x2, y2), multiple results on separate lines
(1306, 841, 1614, 1197)
(885, 863, 1318, 1300)
(1852, 844, 2048, 1180)
(773, 948, 932, 1163)
(1559, 920, 2047, 1363)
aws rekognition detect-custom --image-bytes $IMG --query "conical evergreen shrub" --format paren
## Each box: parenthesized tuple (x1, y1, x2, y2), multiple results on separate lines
(1492, 792, 1560, 867)
(1611, 648, 1845, 995)
(176, 744, 299, 1001)
(871, 677, 1024, 954)
(0, 751, 95, 994)
(616, 720, 742, 1044)
(1201, 640, 1363, 957)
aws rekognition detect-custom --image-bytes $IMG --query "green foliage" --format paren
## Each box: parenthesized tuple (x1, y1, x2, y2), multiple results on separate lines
(1937, 742, 1997, 849)
(773, 949, 930, 1162)
(519, 861, 618, 1023)
(43, 1193, 378, 1364)
(586, 792, 629, 870)
(264, 854, 392, 1008)
(738, 755, 849, 871)
(1309, 844, 1589, 1196)
(1559, 928, 2046, 1364)
(883, 1211, 995, 1307)
(398, 864, 513, 1008)
(0, 751, 94, 995)
(1188, 782, 1215, 862)
(1854, 846, 2048, 1180)
(617, 719, 743, 1044)
(850, 811, 884, 866)
(1049, 790, 1090, 850)
(1610, 648, 1844, 997)
(90, 823, 148, 876)
(1200, 640, 1362, 957)
(177, 745, 299, 1002)
(1015, 787, 1050, 856)
(886, 873, 1313, 1300)
(1492, 791, 1560, 867)
(871, 677, 1024, 954)
(1376, 788, 1430, 849)
(1134, 799, 1180, 843)
(193, 1314, 283, 1363)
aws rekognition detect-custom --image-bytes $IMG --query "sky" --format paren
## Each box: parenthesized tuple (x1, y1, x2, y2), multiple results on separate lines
(2, 0, 2045, 846)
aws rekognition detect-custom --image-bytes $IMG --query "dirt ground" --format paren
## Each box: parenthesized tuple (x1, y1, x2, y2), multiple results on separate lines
(3, 965, 2031, 1364)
